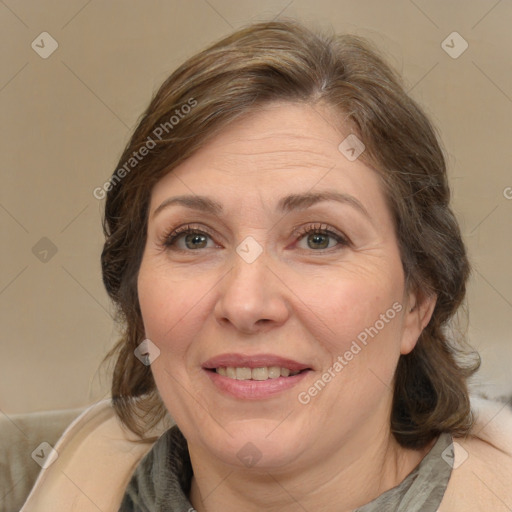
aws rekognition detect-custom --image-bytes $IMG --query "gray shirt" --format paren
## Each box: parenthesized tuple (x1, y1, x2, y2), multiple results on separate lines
(118, 426, 453, 511)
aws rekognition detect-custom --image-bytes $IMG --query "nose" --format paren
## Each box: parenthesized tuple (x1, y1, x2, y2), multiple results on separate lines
(214, 250, 290, 334)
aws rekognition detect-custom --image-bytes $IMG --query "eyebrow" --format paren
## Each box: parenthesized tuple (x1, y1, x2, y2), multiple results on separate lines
(152, 191, 370, 219)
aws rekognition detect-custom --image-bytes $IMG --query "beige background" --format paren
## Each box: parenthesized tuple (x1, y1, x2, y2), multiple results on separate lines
(1, 0, 511, 414)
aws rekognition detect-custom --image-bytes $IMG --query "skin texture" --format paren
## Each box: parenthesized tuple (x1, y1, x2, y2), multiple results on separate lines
(137, 101, 437, 511)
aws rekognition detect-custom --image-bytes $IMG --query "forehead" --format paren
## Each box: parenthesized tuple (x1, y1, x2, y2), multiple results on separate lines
(190, 101, 348, 173)
(150, 102, 387, 219)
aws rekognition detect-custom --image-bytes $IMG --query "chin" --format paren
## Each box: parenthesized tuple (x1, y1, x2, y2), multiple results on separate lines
(195, 417, 308, 470)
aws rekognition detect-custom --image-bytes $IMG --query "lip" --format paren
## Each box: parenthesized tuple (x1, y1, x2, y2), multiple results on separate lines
(205, 369, 311, 399)
(202, 353, 311, 372)
(202, 353, 312, 400)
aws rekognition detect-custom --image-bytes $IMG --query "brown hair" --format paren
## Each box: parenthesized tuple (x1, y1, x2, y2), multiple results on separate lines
(101, 19, 479, 448)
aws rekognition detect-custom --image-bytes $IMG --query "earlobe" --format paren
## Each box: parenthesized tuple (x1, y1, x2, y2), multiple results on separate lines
(400, 291, 437, 355)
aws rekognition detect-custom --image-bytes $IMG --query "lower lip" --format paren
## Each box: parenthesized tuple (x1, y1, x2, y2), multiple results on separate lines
(204, 369, 311, 399)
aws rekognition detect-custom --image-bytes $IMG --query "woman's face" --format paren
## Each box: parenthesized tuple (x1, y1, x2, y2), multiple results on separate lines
(138, 101, 427, 470)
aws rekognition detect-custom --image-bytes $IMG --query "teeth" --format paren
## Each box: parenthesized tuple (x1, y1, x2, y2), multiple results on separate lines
(252, 367, 268, 381)
(268, 366, 281, 379)
(235, 367, 252, 380)
(215, 366, 302, 380)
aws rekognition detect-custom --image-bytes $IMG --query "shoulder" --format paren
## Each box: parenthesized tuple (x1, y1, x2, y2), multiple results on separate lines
(21, 398, 172, 512)
(439, 396, 512, 512)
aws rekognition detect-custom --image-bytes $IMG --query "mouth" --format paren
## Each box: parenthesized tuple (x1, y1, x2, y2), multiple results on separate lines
(211, 366, 305, 380)
(202, 354, 312, 398)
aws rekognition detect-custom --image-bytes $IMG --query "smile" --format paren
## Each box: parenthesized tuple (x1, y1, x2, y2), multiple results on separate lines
(202, 354, 312, 399)
(215, 366, 302, 380)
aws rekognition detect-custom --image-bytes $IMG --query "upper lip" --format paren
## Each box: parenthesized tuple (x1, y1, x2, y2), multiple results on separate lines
(202, 353, 311, 372)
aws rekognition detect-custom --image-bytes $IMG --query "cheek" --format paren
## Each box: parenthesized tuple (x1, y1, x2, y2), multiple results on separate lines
(137, 262, 207, 355)
(309, 279, 404, 399)
(300, 267, 404, 353)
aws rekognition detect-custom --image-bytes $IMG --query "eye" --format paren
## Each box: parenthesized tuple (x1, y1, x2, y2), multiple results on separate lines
(160, 223, 349, 253)
(161, 224, 217, 251)
(294, 223, 349, 251)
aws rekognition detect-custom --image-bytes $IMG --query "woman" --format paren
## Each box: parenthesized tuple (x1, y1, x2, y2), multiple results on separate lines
(22, 19, 512, 512)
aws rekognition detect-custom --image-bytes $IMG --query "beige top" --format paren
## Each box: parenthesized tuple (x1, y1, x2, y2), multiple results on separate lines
(21, 396, 512, 512)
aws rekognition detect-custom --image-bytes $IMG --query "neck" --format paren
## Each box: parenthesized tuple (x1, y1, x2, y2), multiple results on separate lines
(188, 423, 433, 512)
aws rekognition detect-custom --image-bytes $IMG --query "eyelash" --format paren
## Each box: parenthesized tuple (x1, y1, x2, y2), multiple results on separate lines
(160, 223, 349, 253)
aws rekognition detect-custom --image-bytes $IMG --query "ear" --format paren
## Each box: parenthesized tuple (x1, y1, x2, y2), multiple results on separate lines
(400, 289, 437, 355)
